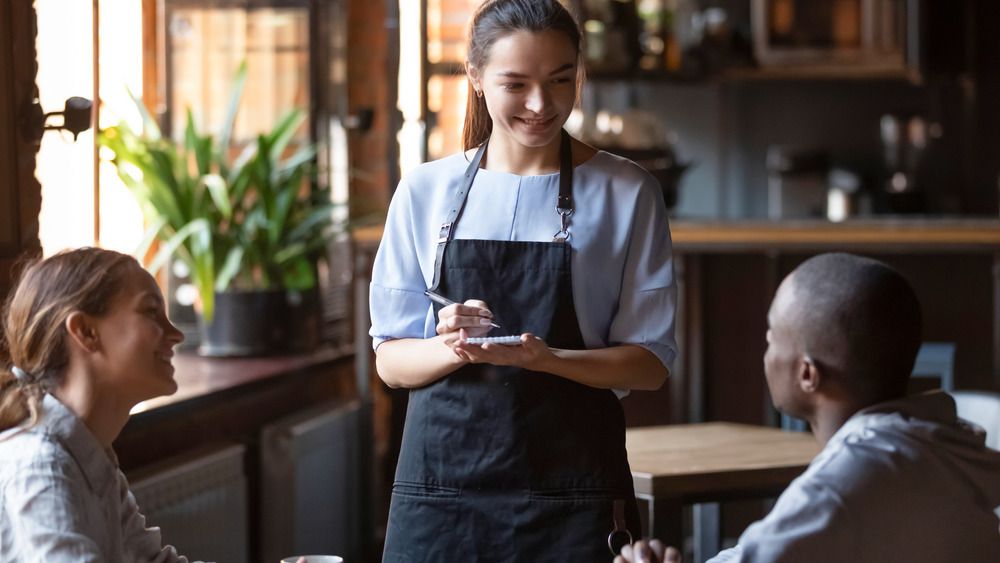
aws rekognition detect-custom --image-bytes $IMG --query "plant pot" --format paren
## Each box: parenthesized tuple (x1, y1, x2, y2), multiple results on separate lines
(197, 288, 321, 357)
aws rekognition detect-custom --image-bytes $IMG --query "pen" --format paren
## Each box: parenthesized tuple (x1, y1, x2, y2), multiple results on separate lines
(424, 290, 500, 329)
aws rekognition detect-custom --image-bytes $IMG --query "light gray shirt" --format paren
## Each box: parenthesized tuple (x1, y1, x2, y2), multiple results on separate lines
(709, 392, 1000, 562)
(0, 394, 193, 563)
(369, 150, 678, 385)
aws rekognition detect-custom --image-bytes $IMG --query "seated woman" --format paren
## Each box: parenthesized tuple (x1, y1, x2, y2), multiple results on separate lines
(0, 247, 200, 562)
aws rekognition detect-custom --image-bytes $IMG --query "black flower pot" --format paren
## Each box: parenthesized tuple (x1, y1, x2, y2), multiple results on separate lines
(197, 288, 321, 357)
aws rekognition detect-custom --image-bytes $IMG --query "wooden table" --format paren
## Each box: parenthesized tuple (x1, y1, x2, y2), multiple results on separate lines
(626, 422, 821, 561)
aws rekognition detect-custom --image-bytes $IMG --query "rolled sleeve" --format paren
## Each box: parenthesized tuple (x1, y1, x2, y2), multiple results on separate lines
(610, 286, 677, 370)
(369, 283, 434, 350)
(606, 170, 678, 371)
(369, 178, 437, 350)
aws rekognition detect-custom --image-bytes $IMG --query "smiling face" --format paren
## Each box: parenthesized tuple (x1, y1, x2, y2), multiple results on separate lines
(90, 264, 185, 406)
(467, 29, 578, 151)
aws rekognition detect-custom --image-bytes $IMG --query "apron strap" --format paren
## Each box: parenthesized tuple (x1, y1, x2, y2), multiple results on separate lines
(431, 141, 488, 291)
(431, 130, 575, 290)
(553, 129, 574, 243)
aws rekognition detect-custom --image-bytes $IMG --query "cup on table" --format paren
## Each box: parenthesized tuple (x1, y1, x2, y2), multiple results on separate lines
(281, 556, 343, 563)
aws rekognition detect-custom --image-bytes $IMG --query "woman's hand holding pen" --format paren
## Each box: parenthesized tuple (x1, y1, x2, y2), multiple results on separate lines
(434, 299, 495, 349)
(428, 293, 557, 371)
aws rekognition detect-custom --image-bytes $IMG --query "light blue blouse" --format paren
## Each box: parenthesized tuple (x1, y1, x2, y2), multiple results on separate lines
(369, 149, 678, 384)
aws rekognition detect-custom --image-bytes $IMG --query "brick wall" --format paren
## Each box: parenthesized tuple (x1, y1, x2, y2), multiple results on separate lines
(347, 0, 393, 220)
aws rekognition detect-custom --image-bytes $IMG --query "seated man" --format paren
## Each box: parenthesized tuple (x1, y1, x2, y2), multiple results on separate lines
(617, 252, 1000, 563)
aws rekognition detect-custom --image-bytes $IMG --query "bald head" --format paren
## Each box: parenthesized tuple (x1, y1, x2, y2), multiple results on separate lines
(784, 253, 923, 403)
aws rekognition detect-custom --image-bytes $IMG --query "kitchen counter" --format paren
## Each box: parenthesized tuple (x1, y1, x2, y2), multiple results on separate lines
(668, 218, 1000, 252)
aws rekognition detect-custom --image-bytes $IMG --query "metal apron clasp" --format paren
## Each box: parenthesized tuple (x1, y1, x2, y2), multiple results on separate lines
(552, 206, 572, 243)
(607, 498, 633, 555)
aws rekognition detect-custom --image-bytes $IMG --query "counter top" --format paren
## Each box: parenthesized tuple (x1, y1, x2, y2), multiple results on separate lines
(668, 218, 1000, 251)
(354, 219, 1000, 252)
(129, 344, 353, 415)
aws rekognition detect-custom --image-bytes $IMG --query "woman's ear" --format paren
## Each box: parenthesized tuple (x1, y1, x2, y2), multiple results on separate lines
(465, 60, 481, 94)
(65, 311, 99, 354)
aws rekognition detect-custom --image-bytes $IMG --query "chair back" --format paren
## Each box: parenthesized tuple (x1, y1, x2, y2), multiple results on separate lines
(951, 390, 1000, 451)
(909, 342, 955, 393)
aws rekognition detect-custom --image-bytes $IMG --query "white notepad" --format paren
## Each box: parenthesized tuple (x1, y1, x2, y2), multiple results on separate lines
(465, 335, 522, 345)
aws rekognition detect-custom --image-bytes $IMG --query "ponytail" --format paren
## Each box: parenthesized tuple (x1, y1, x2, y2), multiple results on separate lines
(462, 88, 493, 151)
(0, 367, 42, 433)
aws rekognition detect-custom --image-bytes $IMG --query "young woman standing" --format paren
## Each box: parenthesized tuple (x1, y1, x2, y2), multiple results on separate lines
(370, 1, 677, 559)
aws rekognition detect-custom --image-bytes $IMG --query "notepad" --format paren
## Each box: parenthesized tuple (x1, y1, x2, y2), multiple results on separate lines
(465, 335, 522, 345)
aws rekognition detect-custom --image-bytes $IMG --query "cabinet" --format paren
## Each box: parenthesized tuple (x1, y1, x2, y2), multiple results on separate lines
(114, 349, 373, 563)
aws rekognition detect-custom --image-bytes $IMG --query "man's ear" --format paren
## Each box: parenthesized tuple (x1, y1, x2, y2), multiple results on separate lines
(798, 355, 821, 393)
(65, 311, 99, 354)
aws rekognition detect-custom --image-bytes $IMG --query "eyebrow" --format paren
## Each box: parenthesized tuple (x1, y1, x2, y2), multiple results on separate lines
(495, 63, 576, 78)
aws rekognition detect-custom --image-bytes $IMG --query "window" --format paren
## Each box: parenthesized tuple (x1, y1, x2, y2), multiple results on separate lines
(35, 0, 144, 256)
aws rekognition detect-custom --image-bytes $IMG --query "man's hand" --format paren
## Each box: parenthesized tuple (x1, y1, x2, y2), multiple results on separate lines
(614, 540, 681, 563)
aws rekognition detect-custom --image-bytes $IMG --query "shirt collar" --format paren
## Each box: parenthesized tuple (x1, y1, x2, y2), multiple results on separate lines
(40, 393, 120, 495)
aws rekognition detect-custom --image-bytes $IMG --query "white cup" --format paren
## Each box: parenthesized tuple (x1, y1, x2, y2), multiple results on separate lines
(281, 557, 343, 563)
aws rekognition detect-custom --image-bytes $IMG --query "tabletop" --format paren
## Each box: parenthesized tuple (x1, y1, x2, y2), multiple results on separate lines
(626, 422, 821, 500)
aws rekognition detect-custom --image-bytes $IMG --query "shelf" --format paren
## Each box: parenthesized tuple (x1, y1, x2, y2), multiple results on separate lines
(586, 64, 920, 85)
(670, 218, 1000, 252)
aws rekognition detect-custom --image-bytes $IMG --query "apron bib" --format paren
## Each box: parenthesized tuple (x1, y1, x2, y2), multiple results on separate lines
(383, 131, 640, 562)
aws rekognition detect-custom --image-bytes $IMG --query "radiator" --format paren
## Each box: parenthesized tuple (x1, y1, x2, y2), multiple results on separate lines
(260, 399, 363, 563)
(128, 443, 249, 563)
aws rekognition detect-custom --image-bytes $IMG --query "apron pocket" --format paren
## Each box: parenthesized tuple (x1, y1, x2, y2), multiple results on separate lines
(525, 489, 636, 558)
(391, 481, 461, 499)
(384, 483, 464, 562)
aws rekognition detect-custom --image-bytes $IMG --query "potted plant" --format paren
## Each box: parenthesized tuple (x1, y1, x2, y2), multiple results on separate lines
(99, 62, 341, 356)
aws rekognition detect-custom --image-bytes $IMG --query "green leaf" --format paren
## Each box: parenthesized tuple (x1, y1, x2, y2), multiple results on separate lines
(217, 59, 248, 178)
(147, 218, 212, 274)
(216, 246, 245, 291)
(201, 174, 232, 220)
(133, 215, 169, 265)
(280, 256, 316, 290)
(126, 85, 161, 141)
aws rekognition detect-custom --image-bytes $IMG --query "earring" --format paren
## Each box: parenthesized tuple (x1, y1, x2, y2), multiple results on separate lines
(476, 90, 483, 99)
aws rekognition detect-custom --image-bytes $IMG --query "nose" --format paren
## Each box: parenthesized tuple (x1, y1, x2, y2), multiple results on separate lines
(165, 318, 185, 346)
(524, 84, 550, 114)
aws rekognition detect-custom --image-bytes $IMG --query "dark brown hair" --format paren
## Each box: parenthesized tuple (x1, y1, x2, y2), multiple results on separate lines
(462, 0, 584, 150)
(1, 247, 137, 431)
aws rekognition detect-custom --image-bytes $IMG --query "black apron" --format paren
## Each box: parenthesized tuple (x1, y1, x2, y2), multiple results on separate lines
(382, 131, 641, 562)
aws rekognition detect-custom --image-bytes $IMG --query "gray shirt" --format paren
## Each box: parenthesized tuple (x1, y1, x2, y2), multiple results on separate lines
(0, 394, 192, 562)
(709, 392, 1000, 562)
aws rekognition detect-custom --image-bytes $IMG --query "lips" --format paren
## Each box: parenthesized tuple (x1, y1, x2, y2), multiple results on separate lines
(517, 115, 558, 129)
(154, 351, 174, 366)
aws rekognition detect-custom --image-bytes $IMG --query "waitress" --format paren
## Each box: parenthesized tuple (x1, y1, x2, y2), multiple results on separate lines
(369, 0, 677, 560)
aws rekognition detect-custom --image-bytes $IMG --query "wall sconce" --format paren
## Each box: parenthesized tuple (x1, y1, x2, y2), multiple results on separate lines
(345, 107, 375, 133)
(21, 96, 93, 142)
